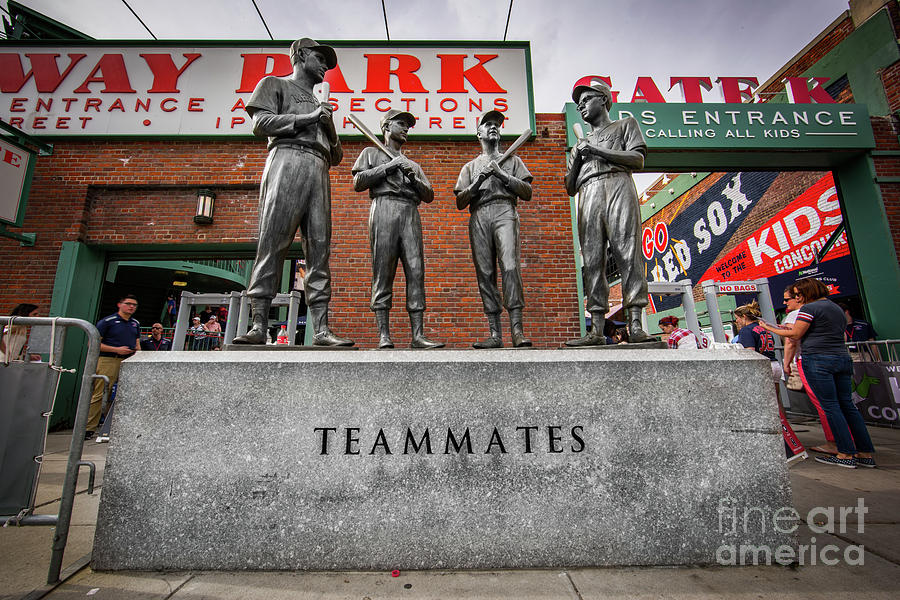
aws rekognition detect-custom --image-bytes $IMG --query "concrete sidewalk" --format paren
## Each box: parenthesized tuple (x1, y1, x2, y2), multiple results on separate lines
(2, 418, 899, 600)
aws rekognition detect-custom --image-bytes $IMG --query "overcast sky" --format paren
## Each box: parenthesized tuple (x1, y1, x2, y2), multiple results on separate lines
(2, 0, 851, 190)
(4, 0, 850, 111)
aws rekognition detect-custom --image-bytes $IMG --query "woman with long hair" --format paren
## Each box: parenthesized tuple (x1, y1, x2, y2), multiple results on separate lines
(761, 279, 876, 468)
(1, 303, 40, 362)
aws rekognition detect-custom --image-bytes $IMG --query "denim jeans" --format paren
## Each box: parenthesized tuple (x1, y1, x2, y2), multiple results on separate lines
(801, 353, 875, 455)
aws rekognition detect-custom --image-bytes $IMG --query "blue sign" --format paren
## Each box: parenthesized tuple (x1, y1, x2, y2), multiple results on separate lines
(767, 255, 859, 311)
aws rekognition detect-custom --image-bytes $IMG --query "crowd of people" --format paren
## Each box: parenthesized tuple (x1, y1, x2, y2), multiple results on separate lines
(653, 278, 879, 470)
(3, 276, 882, 467)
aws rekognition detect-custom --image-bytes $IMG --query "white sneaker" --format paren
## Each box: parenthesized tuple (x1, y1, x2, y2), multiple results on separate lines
(96, 434, 110, 443)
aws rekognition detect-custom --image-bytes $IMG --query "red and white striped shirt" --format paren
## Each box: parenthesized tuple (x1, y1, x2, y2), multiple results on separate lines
(667, 327, 699, 350)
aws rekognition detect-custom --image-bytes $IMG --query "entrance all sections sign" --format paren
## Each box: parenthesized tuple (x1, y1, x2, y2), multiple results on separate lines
(0, 42, 534, 138)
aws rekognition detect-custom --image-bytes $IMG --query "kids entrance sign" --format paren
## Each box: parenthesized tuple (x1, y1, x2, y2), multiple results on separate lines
(0, 42, 533, 138)
(565, 103, 874, 152)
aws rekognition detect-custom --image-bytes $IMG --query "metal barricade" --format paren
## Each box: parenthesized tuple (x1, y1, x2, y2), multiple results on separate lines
(847, 339, 900, 363)
(0, 316, 101, 584)
(172, 290, 304, 348)
(234, 290, 303, 344)
(171, 291, 241, 349)
(184, 329, 222, 351)
(646, 280, 702, 339)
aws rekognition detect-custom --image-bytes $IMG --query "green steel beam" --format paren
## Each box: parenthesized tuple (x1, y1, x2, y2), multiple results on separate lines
(834, 154, 900, 338)
(0, 223, 35, 245)
(48, 241, 106, 427)
(114, 259, 250, 287)
(641, 172, 711, 221)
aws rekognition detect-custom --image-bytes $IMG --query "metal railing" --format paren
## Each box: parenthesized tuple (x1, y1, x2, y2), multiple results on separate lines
(0, 316, 100, 584)
(847, 339, 900, 363)
(172, 291, 304, 348)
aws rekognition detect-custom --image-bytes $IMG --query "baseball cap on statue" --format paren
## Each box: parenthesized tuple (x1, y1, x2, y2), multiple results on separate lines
(289, 38, 337, 69)
(380, 108, 417, 129)
(572, 80, 613, 109)
(478, 110, 506, 127)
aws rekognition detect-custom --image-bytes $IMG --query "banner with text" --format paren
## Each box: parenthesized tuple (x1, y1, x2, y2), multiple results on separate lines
(0, 136, 34, 226)
(0, 43, 534, 138)
(564, 103, 875, 151)
(644, 171, 779, 312)
(700, 173, 848, 285)
(851, 362, 900, 428)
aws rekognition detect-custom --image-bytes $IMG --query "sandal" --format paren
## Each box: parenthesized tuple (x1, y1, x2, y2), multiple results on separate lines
(809, 446, 838, 456)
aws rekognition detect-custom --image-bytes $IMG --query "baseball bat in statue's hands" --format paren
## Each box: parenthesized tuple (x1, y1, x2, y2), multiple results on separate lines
(348, 114, 398, 159)
(314, 82, 339, 144)
(472, 128, 533, 188)
(458, 128, 533, 210)
(347, 114, 417, 182)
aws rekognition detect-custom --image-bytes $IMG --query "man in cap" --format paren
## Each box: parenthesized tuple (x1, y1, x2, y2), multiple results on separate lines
(565, 81, 655, 346)
(234, 38, 352, 346)
(351, 109, 444, 349)
(455, 110, 533, 348)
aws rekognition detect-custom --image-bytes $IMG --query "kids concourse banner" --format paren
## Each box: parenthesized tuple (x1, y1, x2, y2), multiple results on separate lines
(700, 173, 847, 283)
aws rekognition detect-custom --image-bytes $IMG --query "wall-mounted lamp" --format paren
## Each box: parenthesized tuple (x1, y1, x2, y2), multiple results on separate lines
(194, 189, 216, 224)
(172, 280, 188, 287)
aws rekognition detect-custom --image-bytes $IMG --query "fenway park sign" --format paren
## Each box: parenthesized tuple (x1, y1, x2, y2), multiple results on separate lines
(0, 42, 534, 138)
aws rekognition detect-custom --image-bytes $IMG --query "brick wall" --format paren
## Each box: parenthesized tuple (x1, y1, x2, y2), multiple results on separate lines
(0, 114, 582, 349)
(756, 16, 856, 100)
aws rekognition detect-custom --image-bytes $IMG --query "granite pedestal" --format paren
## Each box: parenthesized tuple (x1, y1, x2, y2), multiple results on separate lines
(92, 349, 795, 570)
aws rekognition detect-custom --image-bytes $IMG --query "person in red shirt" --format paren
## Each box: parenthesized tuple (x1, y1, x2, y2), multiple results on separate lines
(658, 316, 698, 350)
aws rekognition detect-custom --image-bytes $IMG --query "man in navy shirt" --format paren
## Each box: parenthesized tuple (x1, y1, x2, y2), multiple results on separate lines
(140, 323, 172, 351)
(838, 302, 876, 342)
(839, 302, 878, 361)
(87, 294, 140, 439)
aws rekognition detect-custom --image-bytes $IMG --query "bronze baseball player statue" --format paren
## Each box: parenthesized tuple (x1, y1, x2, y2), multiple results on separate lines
(455, 110, 533, 348)
(565, 81, 655, 346)
(352, 109, 444, 349)
(234, 38, 353, 346)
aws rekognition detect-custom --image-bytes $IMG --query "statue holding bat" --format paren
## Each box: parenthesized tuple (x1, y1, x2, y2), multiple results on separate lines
(565, 80, 655, 346)
(350, 109, 445, 349)
(234, 38, 353, 346)
(455, 110, 534, 348)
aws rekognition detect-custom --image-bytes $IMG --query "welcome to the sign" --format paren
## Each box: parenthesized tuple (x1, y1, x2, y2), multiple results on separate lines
(0, 43, 534, 138)
(701, 173, 848, 282)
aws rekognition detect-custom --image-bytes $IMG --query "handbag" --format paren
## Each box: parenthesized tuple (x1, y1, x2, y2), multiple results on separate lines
(786, 371, 804, 391)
